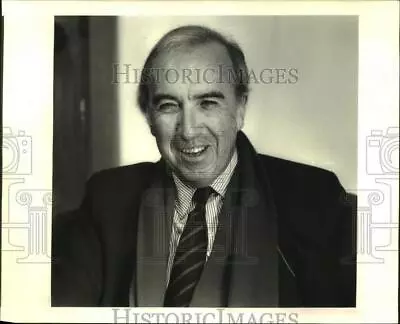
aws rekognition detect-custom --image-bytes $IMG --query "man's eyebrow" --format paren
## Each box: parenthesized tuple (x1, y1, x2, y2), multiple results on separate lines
(192, 91, 225, 100)
(152, 94, 179, 105)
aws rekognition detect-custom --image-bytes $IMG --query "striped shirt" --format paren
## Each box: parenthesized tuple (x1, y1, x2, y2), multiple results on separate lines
(166, 149, 238, 285)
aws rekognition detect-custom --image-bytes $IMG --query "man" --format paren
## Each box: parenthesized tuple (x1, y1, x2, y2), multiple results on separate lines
(52, 25, 356, 307)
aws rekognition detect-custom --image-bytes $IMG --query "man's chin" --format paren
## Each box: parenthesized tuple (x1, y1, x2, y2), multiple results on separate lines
(178, 170, 217, 188)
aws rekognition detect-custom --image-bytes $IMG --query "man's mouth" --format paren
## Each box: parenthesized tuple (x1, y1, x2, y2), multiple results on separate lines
(179, 145, 209, 157)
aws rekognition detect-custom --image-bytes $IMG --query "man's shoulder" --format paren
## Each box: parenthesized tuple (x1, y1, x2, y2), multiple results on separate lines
(258, 153, 338, 180)
(85, 162, 158, 196)
(257, 153, 344, 202)
(89, 162, 157, 181)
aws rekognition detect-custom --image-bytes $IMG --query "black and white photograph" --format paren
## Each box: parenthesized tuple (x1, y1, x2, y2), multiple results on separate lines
(51, 15, 357, 308)
(1, 1, 398, 323)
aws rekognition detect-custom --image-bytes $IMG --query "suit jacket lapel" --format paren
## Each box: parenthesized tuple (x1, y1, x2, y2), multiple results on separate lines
(226, 131, 280, 307)
(135, 162, 174, 306)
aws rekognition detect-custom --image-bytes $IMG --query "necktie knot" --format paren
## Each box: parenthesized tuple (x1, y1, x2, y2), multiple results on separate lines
(192, 186, 214, 207)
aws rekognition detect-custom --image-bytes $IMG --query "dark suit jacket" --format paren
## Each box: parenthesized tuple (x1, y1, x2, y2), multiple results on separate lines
(52, 131, 356, 307)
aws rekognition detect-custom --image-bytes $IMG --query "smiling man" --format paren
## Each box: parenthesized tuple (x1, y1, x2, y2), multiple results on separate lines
(145, 41, 245, 188)
(52, 25, 356, 307)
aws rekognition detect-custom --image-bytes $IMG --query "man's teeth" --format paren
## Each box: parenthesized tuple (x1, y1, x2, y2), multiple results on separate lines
(181, 146, 207, 154)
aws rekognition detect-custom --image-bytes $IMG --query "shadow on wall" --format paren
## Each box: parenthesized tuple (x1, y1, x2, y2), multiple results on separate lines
(52, 16, 119, 216)
(88, 17, 120, 176)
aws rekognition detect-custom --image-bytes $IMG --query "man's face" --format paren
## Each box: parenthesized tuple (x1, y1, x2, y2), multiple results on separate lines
(147, 42, 246, 188)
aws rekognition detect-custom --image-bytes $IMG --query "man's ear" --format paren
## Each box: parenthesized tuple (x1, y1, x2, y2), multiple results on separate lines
(235, 94, 248, 130)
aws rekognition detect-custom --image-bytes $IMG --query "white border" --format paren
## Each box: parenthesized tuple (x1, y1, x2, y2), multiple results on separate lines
(1, 1, 399, 323)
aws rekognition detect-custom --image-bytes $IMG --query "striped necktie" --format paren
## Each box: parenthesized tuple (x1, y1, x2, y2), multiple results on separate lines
(163, 186, 213, 307)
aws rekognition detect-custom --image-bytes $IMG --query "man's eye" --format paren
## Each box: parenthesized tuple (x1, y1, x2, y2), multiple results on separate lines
(157, 102, 179, 112)
(200, 100, 218, 109)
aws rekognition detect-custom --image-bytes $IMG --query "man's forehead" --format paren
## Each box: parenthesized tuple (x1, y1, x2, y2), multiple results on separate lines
(152, 41, 233, 70)
(145, 42, 238, 101)
(151, 46, 232, 88)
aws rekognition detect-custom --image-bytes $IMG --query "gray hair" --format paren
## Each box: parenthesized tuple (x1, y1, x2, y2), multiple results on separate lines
(137, 25, 249, 114)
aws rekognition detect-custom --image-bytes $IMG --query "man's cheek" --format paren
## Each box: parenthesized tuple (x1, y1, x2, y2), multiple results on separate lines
(217, 133, 235, 156)
(154, 123, 173, 141)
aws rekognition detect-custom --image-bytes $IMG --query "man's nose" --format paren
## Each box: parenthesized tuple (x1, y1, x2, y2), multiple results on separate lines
(178, 106, 200, 140)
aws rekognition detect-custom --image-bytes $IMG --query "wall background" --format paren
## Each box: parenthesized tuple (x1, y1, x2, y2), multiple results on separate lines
(85, 16, 357, 214)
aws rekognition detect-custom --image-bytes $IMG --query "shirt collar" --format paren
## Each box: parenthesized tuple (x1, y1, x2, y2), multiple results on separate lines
(209, 148, 238, 197)
(172, 148, 238, 208)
